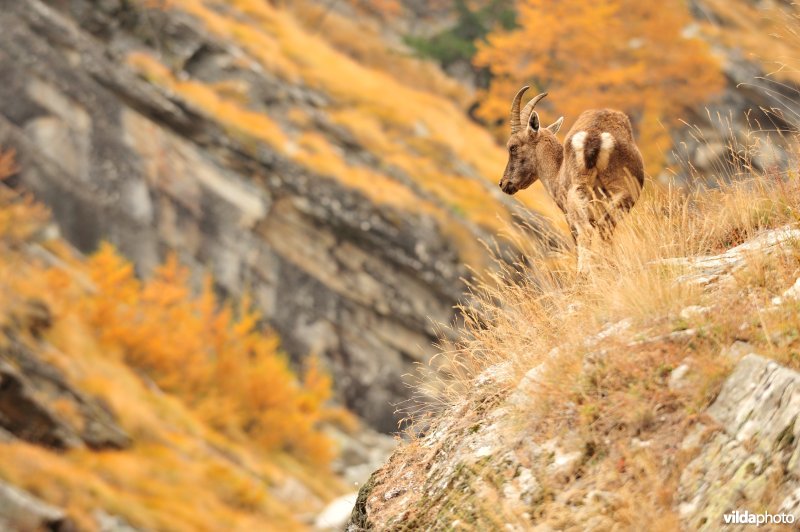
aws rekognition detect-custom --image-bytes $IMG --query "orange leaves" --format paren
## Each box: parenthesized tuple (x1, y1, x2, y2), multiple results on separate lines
(82, 245, 336, 464)
(475, 0, 725, 172)
(0, 146, 341, 532)
(87, 243, 140, 301)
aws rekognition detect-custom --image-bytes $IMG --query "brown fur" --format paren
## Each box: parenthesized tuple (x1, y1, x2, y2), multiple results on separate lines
(499, 98, 644, 273)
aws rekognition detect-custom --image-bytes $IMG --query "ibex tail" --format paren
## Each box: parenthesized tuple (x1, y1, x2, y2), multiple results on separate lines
(572, 131, 615, 171)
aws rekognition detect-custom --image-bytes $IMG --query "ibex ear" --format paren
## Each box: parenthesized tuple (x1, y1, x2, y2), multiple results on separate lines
(528, 111, 540, 133)
(547, 116, 564, 134)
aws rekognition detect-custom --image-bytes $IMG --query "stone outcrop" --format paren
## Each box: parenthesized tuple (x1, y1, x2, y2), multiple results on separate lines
(347, 351, 800, 531)
(678, 354, 800, 530)
(660, 226, 800, 287)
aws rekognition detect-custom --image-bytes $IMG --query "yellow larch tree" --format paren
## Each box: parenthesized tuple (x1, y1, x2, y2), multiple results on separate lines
(474, 0, 724, 172)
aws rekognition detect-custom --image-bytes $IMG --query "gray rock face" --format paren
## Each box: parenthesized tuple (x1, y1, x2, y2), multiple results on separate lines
(329, 426, 398, 488)
(677, 354, 800, 530)
(0, 0, 510, 431)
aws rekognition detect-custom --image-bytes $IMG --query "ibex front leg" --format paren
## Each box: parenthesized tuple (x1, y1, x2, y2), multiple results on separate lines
(566, 178, 597, 274)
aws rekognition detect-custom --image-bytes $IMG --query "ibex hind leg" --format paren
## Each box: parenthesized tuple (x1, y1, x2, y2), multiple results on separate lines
(597, 193, 636, 243)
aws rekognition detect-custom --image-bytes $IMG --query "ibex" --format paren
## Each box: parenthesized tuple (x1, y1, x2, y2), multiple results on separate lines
(499, 87, 644, 272)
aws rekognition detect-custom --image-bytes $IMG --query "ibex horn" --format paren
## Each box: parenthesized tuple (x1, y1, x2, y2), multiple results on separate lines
(520, 92, 548, 130)
(510, 85, 529, 134)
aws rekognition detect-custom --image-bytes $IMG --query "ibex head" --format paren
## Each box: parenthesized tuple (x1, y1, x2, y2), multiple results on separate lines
(499, 86, 564, 195)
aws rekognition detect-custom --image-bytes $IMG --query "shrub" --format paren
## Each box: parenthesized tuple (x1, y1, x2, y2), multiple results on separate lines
(83, 245, 336, 464)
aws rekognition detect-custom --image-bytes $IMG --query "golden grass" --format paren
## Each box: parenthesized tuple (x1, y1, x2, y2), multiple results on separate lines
(287, 0, 468, 105)
(449, 166, 799, 378)
(126, 0, 564, 270)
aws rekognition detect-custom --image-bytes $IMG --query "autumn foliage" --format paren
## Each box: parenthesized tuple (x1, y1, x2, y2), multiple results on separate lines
(474, 0, 725, 170)
(82, 246, 336, 463)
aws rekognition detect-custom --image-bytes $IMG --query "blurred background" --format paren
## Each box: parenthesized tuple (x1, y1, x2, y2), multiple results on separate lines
(0, 0, 797, 529)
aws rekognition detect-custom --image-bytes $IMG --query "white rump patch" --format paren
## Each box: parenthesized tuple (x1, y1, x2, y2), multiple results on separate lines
(597, 132, 615, 170)
(571, 131, 587, 169)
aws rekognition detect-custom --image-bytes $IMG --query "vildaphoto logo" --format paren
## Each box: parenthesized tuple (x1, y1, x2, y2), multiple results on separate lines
(723, 510, 796, 526)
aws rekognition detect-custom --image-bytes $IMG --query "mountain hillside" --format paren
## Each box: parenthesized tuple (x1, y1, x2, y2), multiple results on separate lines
(0, 0, 563, 432)
(3, 0, 799, 437)
(2, 0, 800, 531)
(348, 170, 800, 530)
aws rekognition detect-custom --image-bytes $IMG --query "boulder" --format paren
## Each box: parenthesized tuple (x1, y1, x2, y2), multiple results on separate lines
(677, 354, 800, 529)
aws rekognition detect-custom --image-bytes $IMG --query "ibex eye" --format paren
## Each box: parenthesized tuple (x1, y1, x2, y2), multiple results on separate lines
(510, 146, 517, 154)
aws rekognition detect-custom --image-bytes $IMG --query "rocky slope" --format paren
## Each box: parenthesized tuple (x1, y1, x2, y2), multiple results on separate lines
(0, 0, 562, 432)
(347, 223, 800, 530)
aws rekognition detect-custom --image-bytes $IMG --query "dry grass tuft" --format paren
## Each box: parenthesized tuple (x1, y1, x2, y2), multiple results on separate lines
(437, 166, 800, 395)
